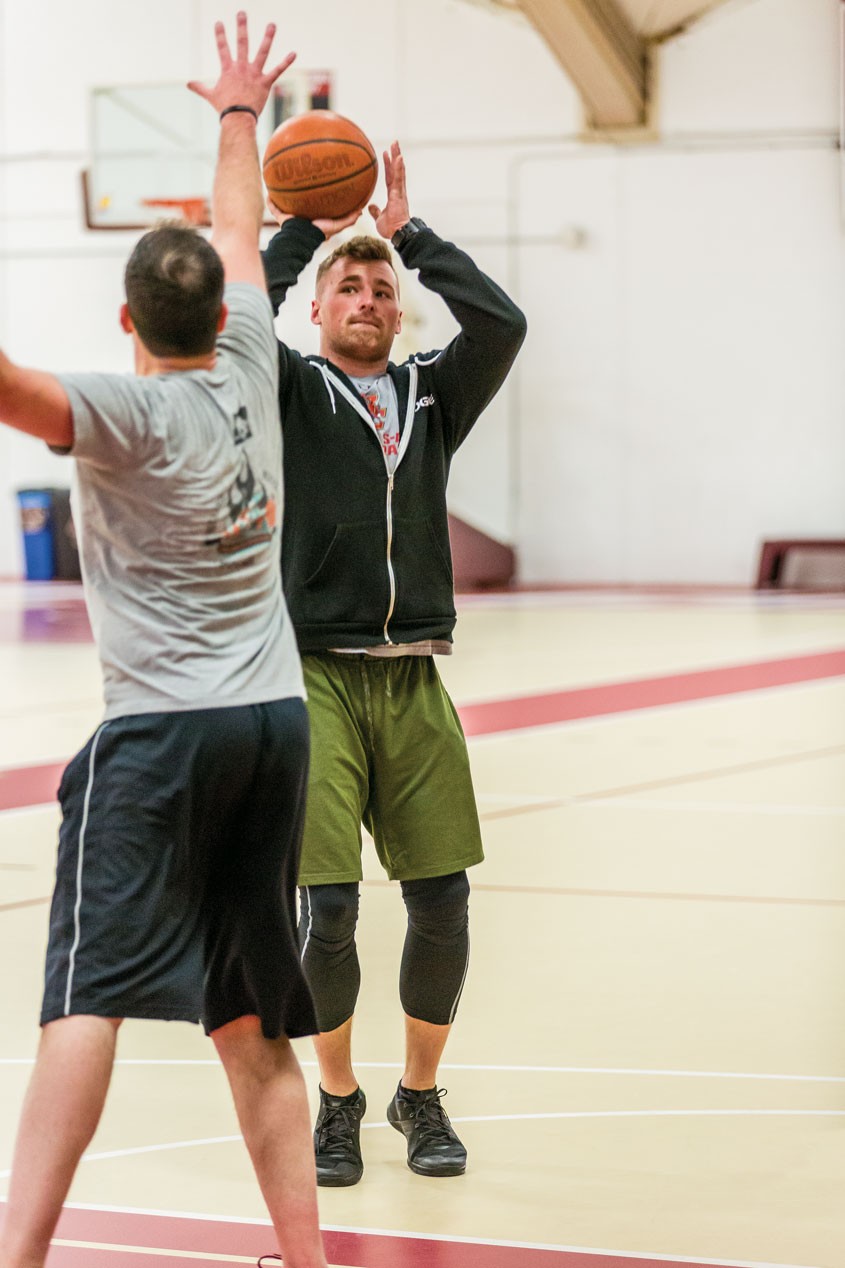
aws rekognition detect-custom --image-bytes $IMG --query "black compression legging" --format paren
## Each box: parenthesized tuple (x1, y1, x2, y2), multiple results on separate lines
(298, 871, 470, 1034)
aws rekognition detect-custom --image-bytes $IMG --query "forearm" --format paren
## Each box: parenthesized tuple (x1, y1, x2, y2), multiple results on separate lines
(396, 228, 526, 449)
(0, 351, 73, 448)
(262, 218, 325, 314)
(398, 228, 526, 351)
(210, 113, 264, 285)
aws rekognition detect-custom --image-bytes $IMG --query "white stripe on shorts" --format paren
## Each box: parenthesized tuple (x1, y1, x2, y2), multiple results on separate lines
(64, 723, 110, 1016)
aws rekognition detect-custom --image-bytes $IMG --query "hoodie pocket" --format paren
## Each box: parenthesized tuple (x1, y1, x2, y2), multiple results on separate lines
(390, 516, 455, 622)
(296, 521, 390, 627)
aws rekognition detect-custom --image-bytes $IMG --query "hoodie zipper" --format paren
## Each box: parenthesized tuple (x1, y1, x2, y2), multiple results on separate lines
(383, 473, 396, 643)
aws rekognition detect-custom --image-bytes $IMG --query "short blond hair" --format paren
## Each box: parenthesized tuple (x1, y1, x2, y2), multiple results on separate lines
(315, 235, 399, 296)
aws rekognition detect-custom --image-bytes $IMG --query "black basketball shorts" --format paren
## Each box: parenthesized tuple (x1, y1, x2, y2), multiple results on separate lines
(41, 699, 318, 1040)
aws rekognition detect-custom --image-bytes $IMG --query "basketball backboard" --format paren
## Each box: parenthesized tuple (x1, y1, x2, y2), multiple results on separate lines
(83, 70, 334, 230)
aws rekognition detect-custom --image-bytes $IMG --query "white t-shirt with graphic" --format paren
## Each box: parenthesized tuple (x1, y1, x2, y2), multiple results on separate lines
(349, 373, 400, 473)
(57, 283, 304, 720)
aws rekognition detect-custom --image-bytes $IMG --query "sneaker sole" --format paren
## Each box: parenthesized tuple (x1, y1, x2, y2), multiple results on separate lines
(407, 1157, 466, 1177)
(316, 1167, 363, 1188)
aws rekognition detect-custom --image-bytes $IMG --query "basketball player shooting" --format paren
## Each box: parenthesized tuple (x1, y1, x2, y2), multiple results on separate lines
(0, 15, 327, 1268)
(261, 139, 527, 1186)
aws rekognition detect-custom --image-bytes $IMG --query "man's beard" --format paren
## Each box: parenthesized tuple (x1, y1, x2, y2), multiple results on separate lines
(330, 319, 394, 365)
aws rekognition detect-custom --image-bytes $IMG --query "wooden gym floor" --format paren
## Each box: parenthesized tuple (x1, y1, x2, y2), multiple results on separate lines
(1, 580, 844, 1268)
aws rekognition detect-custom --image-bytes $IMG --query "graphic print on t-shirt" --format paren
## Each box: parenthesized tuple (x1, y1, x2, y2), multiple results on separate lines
(231, 404, 253, 445)
(205, 406, 277, 555)
(358, 380, 399, 465)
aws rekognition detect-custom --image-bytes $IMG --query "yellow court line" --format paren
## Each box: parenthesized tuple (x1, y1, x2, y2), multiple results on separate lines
(463, 883, 845, 907)
(470, 743, 845, 826)
(362, 875, 845, 907)
(573, 743, 845, 802)
(0, 896, 50, 914)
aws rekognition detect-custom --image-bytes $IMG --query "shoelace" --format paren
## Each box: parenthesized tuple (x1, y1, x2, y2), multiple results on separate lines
(403, 1087, 455, 1143)
(257, 1256, 281, 1267)
(316, 1100, 362, 1152)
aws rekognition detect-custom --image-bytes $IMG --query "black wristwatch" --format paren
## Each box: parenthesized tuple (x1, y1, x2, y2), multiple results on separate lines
(391, 217, 428, 250)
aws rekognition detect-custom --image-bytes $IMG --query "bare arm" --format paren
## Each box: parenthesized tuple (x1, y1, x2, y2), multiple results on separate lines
(188, 12, 296, 290)
(211, 112, 266, 287)
(0, 349, 73, 448)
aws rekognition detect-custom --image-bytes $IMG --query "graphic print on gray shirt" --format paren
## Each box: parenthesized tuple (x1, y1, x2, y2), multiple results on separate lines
(57, 283, 304, 719)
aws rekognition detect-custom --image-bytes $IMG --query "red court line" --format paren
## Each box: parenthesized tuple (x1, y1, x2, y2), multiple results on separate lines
(23, 1205, 755, 1268)
(458, 649, 845, 737)
(2, 650, 844, 813)
(0, 760, 64, 812)
(35, 1251, 177, 1268)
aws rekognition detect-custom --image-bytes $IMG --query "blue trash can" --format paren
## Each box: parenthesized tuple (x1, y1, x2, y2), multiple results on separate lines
(16, 489, 55, 581)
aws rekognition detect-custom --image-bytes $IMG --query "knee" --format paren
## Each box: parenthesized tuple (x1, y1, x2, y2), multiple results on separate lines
(400, 871, 470, 944)
(211, 1016, 296, 1080)
(300, 882, 359, 948)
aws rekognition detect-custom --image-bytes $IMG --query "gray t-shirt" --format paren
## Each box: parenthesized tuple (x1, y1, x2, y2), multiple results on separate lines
(57, 283, 303, 720)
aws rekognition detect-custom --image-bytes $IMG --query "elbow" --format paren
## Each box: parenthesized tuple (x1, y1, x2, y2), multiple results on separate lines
(510, 305, 528, 349)
(495, 305, 527, 361)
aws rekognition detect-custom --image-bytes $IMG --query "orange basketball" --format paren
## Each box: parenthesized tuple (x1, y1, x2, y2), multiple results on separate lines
(263, 111, 378, 221)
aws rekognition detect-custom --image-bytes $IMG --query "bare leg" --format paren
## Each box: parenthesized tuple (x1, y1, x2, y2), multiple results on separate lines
(212, 1016, 326, 1268)
(387, 1015, 466, 1177)
(402, 1015, 451, 1090)
(0, 1015, 120, 1268)
(311, 1017, 357, 1096)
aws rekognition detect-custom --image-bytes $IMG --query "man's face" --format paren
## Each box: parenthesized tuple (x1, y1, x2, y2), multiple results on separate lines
(311, 258, 402, 366)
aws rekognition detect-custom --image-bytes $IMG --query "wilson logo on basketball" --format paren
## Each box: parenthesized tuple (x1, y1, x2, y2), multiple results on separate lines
(280, 152, 356, 183)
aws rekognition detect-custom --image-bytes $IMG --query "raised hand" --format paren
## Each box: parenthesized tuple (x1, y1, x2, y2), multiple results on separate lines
(188, 10, 296, 120)
(265, 198, 362, 240)
(312, 208, 363, 239)
(265, 198, 294, 229)
(369, 141, 411, 240)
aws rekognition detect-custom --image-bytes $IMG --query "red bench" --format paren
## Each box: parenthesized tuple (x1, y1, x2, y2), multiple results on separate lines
(756, 539, 845, 589)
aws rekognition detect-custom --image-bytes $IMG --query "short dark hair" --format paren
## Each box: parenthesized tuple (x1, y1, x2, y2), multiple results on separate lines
(124, 224, 225, 357)
(315, 235, 398, 296)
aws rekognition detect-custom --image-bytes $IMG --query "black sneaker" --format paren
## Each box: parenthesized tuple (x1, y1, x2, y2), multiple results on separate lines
(313, 1085, 366, 1187)
(386, 1084, 467, 1177)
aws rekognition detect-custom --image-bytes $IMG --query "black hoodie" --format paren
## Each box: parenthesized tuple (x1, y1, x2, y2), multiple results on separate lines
(262, 217, 527, 653)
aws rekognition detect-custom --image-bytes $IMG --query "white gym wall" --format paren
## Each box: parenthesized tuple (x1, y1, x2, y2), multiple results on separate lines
(0, 0, 841, 584)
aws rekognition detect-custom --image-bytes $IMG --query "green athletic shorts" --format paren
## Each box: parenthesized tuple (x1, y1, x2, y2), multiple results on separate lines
(298, 652, 484, 885)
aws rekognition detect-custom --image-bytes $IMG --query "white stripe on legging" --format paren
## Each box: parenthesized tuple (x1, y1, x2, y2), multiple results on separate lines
(64, 723, 109, 1016)
(300, 887, 313, 963)
(448, 932, 470, 1025)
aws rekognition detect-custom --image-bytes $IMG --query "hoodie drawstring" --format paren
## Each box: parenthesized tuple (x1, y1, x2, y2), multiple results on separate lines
(319, 364, 337, 415)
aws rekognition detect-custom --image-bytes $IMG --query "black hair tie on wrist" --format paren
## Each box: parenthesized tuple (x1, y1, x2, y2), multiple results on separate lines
(219, 105, 258, 122)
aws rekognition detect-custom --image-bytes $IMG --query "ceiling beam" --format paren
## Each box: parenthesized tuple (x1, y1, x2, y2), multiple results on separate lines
(515, 0, 649, 130)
